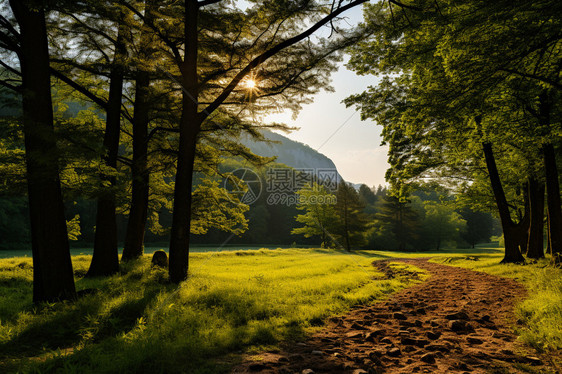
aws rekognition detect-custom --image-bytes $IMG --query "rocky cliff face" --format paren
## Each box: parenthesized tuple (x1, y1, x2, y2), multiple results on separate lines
(242, 130, 342, 177)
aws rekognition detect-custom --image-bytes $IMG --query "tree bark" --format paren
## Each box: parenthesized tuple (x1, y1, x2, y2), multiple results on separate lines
(526, 178, 545, 259)
(543, 143, 562, 257)
(123, 0, 155, 261)
(122, 72, 150, 261)
(10, 0, 76, 302)
(547, 218, 552, 255)
(87, 23, 127, 277)
(482, 142, 525, 263)
(169, 0, 200, 283)
(518, 183, 531, 254)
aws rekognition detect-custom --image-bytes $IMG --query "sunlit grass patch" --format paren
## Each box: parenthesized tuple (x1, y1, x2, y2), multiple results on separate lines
(0, 248, 424, 373)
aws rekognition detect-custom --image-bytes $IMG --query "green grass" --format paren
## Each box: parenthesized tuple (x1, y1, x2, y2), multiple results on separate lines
(432, 253, 562, 353)
(2, 245, 560, 372)
(0, 248, 426, 373)
(0, 245, 316, 259)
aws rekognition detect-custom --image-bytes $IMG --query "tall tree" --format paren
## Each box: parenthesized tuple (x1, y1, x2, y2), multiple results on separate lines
(376, 195, 419, 251)
(122, 0, 156, 261)
(333, 182, 368, 251)
(86, 14, 128, 277)
(291, 183, 337, 247)
(346, 0, 561, 261)
(2, 0, 76, 301)
(129, 0, 370, 282)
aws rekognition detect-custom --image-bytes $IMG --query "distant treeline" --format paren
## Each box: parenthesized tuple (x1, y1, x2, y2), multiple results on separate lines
(0, 176, 499, 251)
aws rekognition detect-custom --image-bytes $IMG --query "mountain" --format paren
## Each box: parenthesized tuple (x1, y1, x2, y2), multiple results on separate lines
(241, 130, 342, 179)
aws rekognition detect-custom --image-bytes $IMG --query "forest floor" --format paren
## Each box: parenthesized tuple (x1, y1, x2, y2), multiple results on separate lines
(234, 258, 561, 374)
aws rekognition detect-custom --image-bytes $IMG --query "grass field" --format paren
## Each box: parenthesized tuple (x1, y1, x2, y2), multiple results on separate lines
(0, 248, 426, 373)
(1, 246, 560, 373)
(0, 245, 315, 259)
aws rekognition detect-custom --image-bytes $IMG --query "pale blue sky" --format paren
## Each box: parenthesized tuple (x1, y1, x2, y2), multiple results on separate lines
(262, 4, 389, 188)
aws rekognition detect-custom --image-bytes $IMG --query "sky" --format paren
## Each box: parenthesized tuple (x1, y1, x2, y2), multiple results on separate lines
(260, 4, 389, 188)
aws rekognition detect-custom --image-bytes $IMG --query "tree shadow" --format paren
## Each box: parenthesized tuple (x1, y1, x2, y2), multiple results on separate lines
(0, 287, 161, 361)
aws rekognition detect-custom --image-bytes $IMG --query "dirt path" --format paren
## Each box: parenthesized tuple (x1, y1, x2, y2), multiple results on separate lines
(233, 258, 559, 373)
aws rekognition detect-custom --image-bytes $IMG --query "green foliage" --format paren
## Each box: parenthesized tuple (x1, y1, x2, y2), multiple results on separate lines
(0, 249, 424, 373)
(333, 183, 369, 250)
(371, 195, 420, 251)
(291, 183, 337, 246)
(459, 208, 495, 248)
(362, 185, 494, 251)
(0, 197, 29, 249)
(191, 177, 249, 236)
(419, 201, 466, 250)
(66, 214, 82, 241)
(345, 0, 562, 218)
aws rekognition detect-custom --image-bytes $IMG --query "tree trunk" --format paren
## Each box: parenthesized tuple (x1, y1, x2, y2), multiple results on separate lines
(169, 0, 199, 283)
(482, 142, 525, 263)
(517, 183, 531, 255)
(547, 218, 552, 255)
(526, 178, 545, 259)
(123, 0, 155, 261)
(87, 23, 127, 277)
(122, 72, 150, 261)
(543, 143, 562, 257)
(10, 0, 76, 302)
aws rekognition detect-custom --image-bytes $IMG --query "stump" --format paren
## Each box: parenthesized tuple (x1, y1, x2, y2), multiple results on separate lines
(151, 250, 168, 268)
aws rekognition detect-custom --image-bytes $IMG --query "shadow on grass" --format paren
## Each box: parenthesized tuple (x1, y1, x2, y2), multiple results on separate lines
(0, 287, 161, 361)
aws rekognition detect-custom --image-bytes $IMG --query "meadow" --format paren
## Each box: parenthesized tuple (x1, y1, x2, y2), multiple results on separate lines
(0, 247, 560, 373)
(0, 248, 424, 373)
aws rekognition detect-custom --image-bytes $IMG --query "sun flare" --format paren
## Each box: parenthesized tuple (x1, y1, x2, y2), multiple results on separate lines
(245, 79, 257, 89)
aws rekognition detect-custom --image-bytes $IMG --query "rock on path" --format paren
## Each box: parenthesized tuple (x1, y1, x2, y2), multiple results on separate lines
(232, 258, 559, 373)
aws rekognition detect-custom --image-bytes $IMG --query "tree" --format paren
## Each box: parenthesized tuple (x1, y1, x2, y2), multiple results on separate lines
(291, 183, 337, 247)
(421, 201, 466, 251)
(346, 0, 561, 262)
(1, 0, 76, 302)
(375, 195, 419, 251)
(86, 8, 129, 277)
(459, 208, 494, 248)
(333, 182, 368, 251)
(46, 1, 293, 267)
(133, 0, 371, 282)
(122, 0, 156, 260)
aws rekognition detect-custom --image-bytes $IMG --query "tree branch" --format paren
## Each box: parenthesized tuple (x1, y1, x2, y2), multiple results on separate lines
(199, 0, 370, 123)
(50, 68, 108, 109)
(499, 67, 562, 91)
(0, 78, 19, 92)
(388, 0, 422, 11)
(198, 0, 222, 7)
(0, 58, 20, 76)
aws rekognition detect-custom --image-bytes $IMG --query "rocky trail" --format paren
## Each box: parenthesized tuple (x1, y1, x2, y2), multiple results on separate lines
(233, 258, 559, 373)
